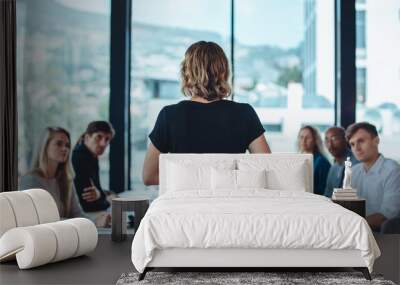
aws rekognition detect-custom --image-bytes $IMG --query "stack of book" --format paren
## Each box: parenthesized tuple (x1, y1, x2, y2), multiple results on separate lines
(332, 188, 358, 200)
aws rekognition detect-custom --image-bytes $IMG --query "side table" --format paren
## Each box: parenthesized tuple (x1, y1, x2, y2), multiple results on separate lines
(112, 197, 149, 242)
(332, 198, 366, 218)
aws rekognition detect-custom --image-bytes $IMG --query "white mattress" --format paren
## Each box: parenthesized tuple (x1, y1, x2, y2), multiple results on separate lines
(131, 190, 380, 273)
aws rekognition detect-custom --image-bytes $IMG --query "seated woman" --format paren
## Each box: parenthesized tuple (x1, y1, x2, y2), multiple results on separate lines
(297, 125, 331, 195)
(143, 41, 271, 185)
(19, 127, 110, 227)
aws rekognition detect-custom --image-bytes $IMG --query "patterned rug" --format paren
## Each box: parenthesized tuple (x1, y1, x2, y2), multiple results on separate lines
(116, 271, 396, 285)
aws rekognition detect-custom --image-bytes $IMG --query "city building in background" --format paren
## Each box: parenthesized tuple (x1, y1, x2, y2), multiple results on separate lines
(303, 0, 334, 108)
(355, 0, 400, 145)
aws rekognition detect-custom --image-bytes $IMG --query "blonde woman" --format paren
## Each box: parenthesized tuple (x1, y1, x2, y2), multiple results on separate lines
(19, 127, 110, 227)
(20, 127, 81, 217)
(143, 41, 271, 185)
(297, 125, 331, 195)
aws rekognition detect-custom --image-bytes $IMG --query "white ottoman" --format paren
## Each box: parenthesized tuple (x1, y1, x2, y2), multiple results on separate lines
(0, 189, 98, 269)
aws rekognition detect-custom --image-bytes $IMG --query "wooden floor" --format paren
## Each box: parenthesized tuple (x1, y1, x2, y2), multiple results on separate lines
(0, 234, 134, 285)
(1, 234, 398, 285)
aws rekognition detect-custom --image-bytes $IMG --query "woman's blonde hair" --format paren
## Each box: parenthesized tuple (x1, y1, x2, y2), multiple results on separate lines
(30, 127, 75, 217)
(181, 41, 231, 101)
(297, 125, 329, 158)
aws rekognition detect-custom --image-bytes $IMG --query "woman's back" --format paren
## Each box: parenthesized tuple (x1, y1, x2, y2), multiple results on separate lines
(142, 41, 270, 185)
(149, 99, 265, 153)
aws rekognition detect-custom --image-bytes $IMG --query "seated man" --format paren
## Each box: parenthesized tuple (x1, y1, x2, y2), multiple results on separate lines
(72, 121, 115, 214)
(324, 126, 359, 197)
(346, 122, 400, 231)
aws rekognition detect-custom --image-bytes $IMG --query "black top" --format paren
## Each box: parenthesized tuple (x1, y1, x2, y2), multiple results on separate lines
(149, 100, 265, 153)
(71, 143, 110, 212)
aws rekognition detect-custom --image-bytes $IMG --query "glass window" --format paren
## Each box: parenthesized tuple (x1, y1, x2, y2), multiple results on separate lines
(234, 0, 335, 152)
(17, 0, 111, 186)
(130, 0, 231, 191)
(356, 10, 366, 49)
(356, 68, 367, 103)
(356, 0, 400, 162)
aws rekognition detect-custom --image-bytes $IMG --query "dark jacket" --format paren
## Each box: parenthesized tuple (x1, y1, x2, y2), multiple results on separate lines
(313, 152, 331, 196)
(71, 143, 110, 212)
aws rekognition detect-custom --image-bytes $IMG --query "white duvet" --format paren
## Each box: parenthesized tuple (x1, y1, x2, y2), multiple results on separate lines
(131, 190, 380, 273)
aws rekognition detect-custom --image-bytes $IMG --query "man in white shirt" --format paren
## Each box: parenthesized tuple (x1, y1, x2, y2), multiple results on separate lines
(346, 122, 400, 232)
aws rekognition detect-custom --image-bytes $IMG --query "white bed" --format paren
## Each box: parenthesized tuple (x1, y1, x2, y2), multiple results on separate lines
(131, 154, 380, 280)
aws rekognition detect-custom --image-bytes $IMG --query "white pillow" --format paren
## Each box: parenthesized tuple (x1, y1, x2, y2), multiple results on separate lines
(237, 169, 267, 189)
(237, 159, 307, 191)
(211, 168, 236, 190)
(211, 168, 267, 190)
(166, 160, 235, 191)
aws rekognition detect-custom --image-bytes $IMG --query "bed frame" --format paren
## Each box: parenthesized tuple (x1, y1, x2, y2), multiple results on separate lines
(139, 248, 371, 280)
(138, 154, 372, 281)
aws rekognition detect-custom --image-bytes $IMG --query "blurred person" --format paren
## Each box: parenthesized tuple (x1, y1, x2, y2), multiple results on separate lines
(19, 127, 109, 227)
(72, 121, 116, 226)
(346, 122, 400, 231)
(143, 41, 271, 185)
(323, 126, 359, 197)
(297, 125, 331, 195)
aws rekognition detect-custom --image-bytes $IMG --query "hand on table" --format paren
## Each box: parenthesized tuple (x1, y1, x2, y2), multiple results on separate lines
(95, 212, 112, 228)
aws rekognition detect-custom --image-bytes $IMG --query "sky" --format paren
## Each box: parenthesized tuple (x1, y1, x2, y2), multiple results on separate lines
(56, 0, 304, 49)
